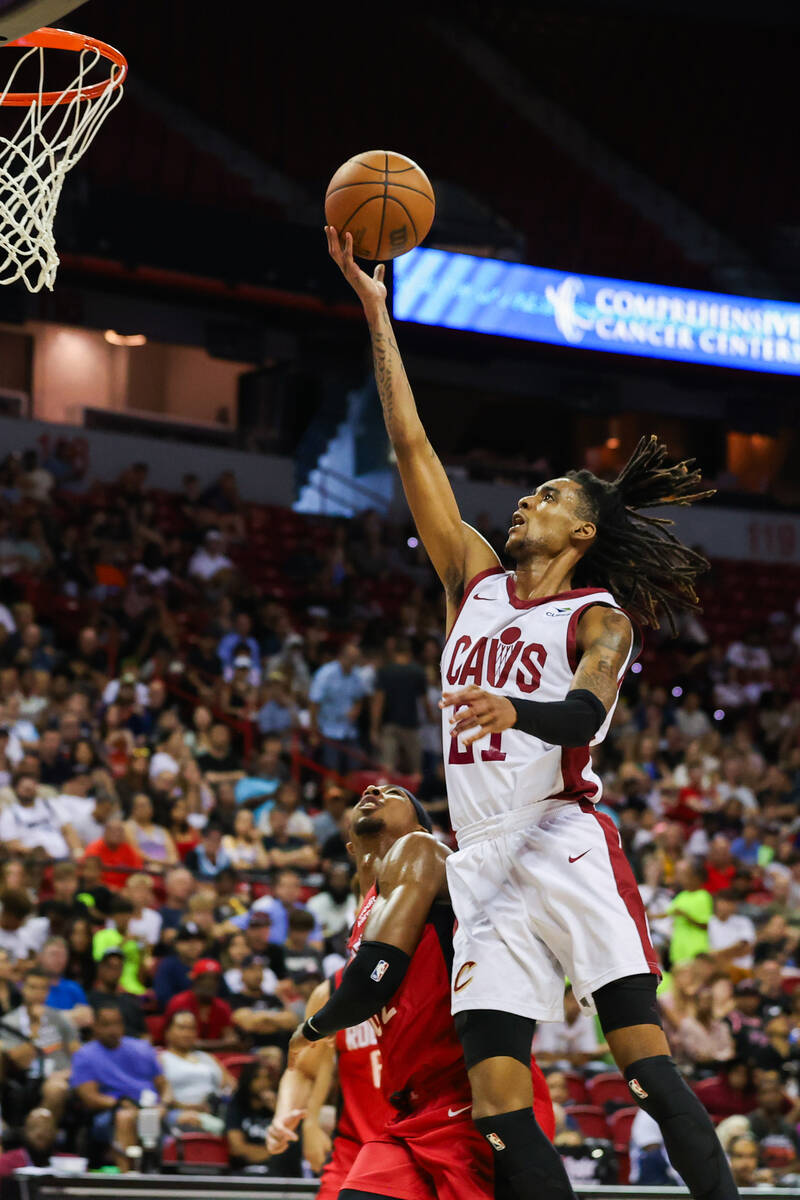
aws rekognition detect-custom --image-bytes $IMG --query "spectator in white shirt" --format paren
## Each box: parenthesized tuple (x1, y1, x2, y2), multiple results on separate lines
(188, 530, 234, 582)
(533, 986, 608, 1068)
(0, 888, 48, 962)
(0, 773, 81, 860)
(124, 874, 163, 946)
(65, 791, 115, 848)
(708, 889, 756, 970)
(306, 863, 356, 954)
(674, 693, 712, 740)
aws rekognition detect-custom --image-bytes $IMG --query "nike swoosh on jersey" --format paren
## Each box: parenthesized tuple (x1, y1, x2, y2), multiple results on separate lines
(473, 595, 495, 601)
(448, 1104, 472, 1118)
(568, 850, 591, 863)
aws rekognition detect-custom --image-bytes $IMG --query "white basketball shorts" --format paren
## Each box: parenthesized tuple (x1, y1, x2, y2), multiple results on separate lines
(447, 797, 659, 1021)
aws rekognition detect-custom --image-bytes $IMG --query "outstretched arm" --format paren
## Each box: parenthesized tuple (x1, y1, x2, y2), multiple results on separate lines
(288, 833, 448, 1065)
(325, 227, 498, 622)
(442, 606, 634, 745)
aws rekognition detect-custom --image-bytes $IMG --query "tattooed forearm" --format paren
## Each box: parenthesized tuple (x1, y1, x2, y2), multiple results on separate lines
(570, 608, 633, 710)
(367, 307, 422, 448)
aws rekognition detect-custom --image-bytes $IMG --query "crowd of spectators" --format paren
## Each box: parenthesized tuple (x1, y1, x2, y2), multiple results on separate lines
(0, 444, 798, 1183)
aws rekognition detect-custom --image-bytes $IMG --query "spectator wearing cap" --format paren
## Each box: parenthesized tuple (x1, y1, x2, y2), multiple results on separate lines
(70, 1002, 167, 1172)
(708, 889, 756, 971)
(153, 922, 206, 1011)
(247, 869, 323, 948)
(93, 896, 146, 995)
(0, 772, 81, 860)
(283, 909, 324, 983)
(308, 642, 368, 775)
(727, 979, 768, 1065)
(184, 822, 232, 879)
(82, 819, 144, 890)
(228, 955, 298, 1050)
(86, 947, 146, 1038)
(163, 959, 237, 1051)
(188, 530, 233, 582)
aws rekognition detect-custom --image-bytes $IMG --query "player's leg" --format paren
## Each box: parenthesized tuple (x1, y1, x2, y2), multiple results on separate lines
(595, 974, 739, 1200)
(446, 838, 577, 1200)
(545, 801, 739, 1200)
(457, 1010, 577, 1200)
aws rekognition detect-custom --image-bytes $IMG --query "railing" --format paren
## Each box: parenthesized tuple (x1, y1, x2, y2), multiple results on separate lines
(8, 1175, 781, 1200)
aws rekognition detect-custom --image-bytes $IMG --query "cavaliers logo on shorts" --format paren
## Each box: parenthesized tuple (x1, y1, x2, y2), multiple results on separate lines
(628, 1078, 648, 1100)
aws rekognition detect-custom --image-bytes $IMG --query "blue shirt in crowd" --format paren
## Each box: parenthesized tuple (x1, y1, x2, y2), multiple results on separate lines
(153, 954, 191, 1011)
(70, 1036, 160, 1100)
(231, 898, 322, 946)
(46, 977, 87, 1010)
(308, 661, 367, 741)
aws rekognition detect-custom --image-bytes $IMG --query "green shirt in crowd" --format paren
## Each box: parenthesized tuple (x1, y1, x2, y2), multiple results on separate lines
(93, 928, 145, 995)
(668, 886, 713, 964)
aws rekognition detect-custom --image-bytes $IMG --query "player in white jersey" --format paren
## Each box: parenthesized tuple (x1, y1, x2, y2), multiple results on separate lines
(326, 226, 739, 1200)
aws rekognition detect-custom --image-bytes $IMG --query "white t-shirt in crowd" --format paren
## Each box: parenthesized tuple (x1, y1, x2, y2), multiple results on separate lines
(129, 907, 163, 946)
(533, 1013, 601, 1058)
(0, 799, 70, 858)
(223, 966, 279, 996)
(708, 913, 756, 969)
(0, 915, 49, 961)
(159, 1049, 223, 1105)
(188, 549, 233, 581)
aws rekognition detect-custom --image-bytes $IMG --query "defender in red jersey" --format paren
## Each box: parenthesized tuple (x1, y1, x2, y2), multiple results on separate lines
(281, 784, 553, 1199)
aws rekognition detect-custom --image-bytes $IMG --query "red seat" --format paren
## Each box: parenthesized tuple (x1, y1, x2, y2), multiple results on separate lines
(587, 1071, 631, 1110)
(569, 1104, 609, 1139)
(692, 1076, 727, 1121)
(215, 1052, 257, 1080)
(563, 1070, 589, 1105)
(162, 1133, 229, 1172)
(607, 1105, 638, 1148)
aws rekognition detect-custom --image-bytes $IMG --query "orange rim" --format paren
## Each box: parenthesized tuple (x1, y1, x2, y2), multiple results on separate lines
(0, 26, 127, 106)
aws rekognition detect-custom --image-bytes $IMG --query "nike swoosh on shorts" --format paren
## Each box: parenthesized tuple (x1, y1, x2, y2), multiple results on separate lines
(568, 850, 591, 863)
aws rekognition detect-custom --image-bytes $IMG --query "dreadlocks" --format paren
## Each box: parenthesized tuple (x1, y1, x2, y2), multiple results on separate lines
(566, 435, 715, 635)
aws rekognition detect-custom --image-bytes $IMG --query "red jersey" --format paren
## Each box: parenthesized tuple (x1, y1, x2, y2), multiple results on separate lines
(163, 990, 233, 1039)
(333, 964, 394, 1145)
(350, 885, 469, 1102)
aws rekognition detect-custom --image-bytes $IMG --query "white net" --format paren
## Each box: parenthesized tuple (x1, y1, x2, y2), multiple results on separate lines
(0, 38, 124, 292)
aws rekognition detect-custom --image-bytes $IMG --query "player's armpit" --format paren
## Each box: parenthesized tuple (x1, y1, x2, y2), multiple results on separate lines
(571, 606, 634, 711)
(364, 832, 449, 955)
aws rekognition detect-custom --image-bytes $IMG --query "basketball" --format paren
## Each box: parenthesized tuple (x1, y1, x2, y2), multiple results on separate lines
(324, 150, 435, 261)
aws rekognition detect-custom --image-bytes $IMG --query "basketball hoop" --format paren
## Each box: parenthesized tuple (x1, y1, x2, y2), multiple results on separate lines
(0, 26, 126, 292)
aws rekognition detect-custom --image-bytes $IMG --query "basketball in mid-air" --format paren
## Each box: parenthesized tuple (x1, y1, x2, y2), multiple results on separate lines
(324, 150, 435, 261)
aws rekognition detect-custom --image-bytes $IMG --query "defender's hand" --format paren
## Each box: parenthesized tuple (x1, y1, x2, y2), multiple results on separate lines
(325, 226, 387, 311)
(266, 1108, 306, 1156)
(441, 686, 518, 746)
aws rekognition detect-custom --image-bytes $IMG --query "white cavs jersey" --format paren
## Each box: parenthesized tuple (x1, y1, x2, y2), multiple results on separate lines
(441, 567, 636, 836)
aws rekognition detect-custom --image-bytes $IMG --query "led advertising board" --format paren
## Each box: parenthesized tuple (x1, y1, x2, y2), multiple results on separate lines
(392, 247, 800, 375)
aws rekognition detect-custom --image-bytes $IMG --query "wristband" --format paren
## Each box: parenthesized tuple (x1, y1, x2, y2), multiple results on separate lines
(301, 1015, 326, 1042)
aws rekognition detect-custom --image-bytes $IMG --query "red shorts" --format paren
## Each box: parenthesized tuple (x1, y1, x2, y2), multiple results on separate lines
(318, 1135, 361, 1200)
(343, 1092, 493, 1200)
